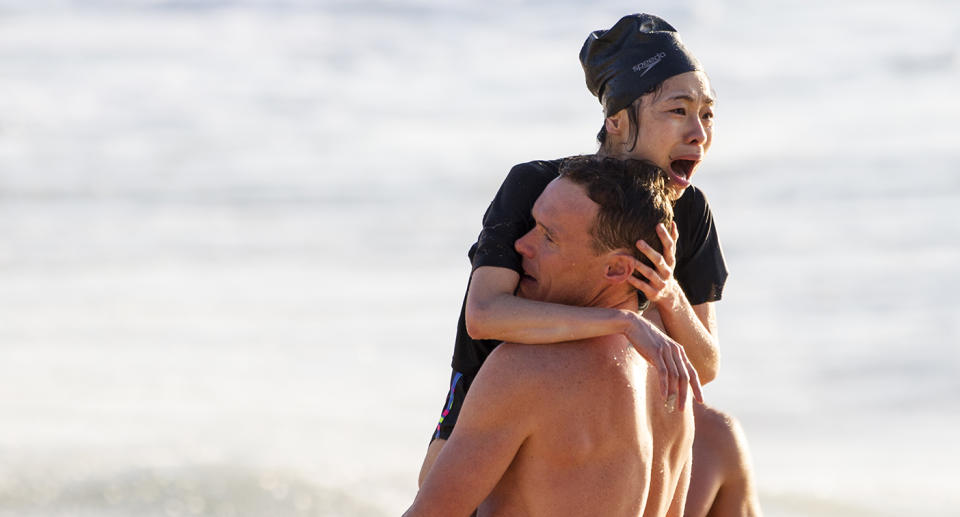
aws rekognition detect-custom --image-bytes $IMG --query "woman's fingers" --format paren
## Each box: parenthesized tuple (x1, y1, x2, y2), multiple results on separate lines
(660, 343, 681, 412)
(660, 222, 678, 269)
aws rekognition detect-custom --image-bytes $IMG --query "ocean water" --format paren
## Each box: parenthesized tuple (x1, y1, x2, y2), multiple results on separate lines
(0, 1, 958, 516)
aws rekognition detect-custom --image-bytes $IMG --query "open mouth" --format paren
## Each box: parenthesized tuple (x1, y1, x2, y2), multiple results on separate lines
(670, 159, 696, 180)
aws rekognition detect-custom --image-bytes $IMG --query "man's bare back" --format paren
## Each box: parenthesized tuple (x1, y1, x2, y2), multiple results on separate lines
(478, 335, 693, 517)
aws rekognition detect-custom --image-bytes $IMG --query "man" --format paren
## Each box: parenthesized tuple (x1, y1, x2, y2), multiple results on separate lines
(405, 156, 697, 517)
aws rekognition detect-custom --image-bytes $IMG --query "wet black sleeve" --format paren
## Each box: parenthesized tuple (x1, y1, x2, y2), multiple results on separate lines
(469, 160, 560, 273)
(673, 186, 728, 305)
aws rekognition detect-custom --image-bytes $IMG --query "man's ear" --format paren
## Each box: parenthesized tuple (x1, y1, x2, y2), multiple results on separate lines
(604, 253, 636, 285)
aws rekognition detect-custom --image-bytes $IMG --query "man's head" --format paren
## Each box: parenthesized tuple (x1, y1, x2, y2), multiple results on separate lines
(514, 156, 674, 308)
(581, 14, 715, 200)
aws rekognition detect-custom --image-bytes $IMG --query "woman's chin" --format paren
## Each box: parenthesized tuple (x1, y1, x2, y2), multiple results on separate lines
(668, 182, 688, 200)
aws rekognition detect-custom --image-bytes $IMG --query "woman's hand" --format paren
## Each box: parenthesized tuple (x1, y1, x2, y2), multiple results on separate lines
(623, 312, 703, 411)
(627, 222, 682, 308)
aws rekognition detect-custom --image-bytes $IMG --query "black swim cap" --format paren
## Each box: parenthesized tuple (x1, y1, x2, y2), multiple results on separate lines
(580, 14, 702, 117)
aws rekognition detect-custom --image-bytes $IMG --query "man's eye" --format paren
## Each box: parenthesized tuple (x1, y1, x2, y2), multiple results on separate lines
(670, 108, 686, 115)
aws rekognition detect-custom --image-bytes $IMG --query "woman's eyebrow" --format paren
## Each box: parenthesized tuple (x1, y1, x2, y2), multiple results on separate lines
(663, 93, 715, 105)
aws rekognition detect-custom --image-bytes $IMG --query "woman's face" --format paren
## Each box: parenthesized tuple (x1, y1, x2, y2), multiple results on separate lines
(622, 71, 715, 199)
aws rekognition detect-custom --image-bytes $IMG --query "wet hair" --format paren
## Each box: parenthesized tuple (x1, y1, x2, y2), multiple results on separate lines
(557, 155, 673, 269)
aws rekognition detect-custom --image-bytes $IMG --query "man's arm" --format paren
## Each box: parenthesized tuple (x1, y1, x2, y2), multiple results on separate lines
(404, 345, 536, 517)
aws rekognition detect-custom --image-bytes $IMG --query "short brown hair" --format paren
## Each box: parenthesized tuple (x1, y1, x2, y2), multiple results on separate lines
(558, 155, 674, 269)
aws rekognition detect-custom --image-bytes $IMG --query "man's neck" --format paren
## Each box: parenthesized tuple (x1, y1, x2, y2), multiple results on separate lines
(581, 286, 640, 313)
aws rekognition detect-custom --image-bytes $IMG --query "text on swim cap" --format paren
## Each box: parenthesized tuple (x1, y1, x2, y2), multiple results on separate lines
(632, 52, 667, 77)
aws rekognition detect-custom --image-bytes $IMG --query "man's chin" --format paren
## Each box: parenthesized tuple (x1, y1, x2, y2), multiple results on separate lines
(516, 285, 531, 300)
(516, 278, 539, 301)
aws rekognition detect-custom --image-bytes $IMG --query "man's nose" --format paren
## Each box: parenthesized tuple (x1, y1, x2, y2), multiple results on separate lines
(515, 230, 534, 258)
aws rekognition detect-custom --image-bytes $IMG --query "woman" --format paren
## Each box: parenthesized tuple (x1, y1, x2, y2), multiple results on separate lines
(420, 12, 728, 495)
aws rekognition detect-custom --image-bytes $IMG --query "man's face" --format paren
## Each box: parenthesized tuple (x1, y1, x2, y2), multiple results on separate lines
(514, 178, 609, 306)
(622, 71, 715, 200)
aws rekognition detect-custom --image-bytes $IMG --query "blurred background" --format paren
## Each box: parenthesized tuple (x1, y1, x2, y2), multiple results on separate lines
(1, 1, 958, 516)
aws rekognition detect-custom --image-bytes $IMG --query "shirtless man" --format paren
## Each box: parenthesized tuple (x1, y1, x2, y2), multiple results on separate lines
(404, 156, 698, 517)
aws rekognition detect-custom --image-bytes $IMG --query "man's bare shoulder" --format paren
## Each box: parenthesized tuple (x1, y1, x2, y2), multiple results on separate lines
(499, 335, 624, 360)
(694, 404, 752, 468)
(462, 343, 559, 423)
(481, 342, 556, 386)
(484, 336, 633, 386)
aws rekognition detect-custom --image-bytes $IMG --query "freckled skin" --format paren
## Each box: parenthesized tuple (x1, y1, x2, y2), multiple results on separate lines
(478, 338, 694, 517)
